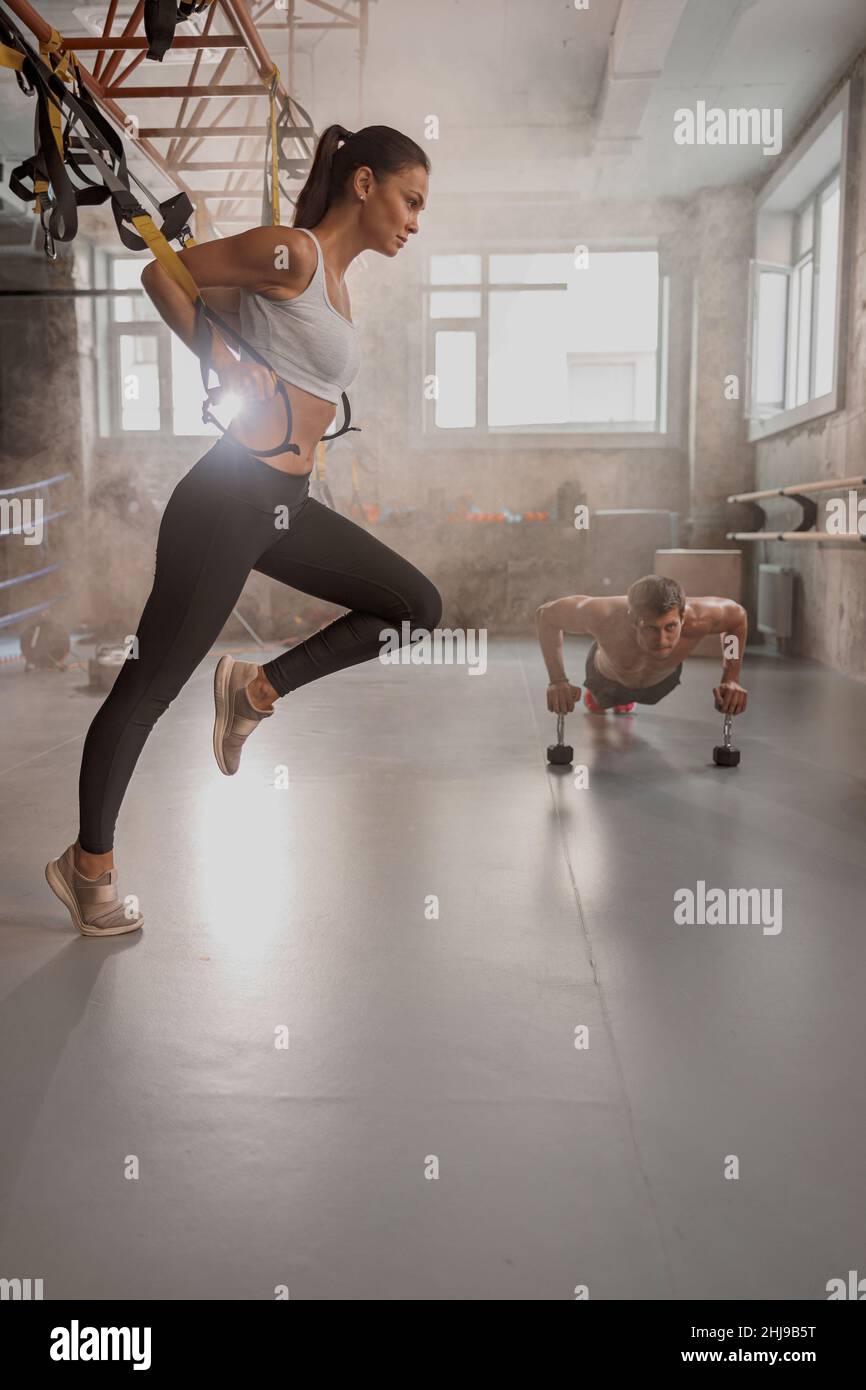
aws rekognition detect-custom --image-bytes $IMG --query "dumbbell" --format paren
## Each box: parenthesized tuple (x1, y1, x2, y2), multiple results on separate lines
(712, 713, 740, 767)
(547, 712, 574, 765)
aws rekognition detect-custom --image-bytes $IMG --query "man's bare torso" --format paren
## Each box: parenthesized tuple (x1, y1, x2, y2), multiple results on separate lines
(592, 597, 711, 688)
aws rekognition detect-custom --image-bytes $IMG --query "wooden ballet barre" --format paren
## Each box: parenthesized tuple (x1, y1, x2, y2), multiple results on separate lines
(727, 475, 866, 503)
(726, 530, 866, 543)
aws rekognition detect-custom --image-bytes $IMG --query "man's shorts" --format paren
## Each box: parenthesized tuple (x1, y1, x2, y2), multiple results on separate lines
(583, 640, 683, 708)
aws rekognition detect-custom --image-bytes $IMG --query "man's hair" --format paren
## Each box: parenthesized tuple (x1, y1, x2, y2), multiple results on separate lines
(627, 575, 685, 619)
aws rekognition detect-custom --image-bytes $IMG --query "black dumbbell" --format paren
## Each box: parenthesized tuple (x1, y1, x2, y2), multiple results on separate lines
(547, 712, 574, 765)
(713, 713, 740, 767)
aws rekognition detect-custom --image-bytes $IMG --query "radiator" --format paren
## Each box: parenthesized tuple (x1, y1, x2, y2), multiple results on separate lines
(757, 564, 794, 638)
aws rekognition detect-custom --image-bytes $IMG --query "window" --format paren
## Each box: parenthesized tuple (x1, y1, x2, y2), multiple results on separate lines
(107, 256, 218, 438)
(424, 248, 668, 438)
(748, 84, 849, 439)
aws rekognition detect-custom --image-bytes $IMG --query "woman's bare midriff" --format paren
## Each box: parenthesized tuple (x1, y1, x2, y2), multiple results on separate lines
(225, 377, 339, 475)
(221, 266, 352, 474)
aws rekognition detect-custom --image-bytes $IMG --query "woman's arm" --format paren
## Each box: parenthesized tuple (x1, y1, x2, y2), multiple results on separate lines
(140, 225, 307, 370)
(198, 286, 241, 335)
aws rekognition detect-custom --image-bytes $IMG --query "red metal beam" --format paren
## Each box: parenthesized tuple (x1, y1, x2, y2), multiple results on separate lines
(2, 0, 333, 240)
(51, 35, 247, 50)
(110, 49, 149, 89)
(109, 85, 267, 98)
(219, 0, 282, 82)
(92, 0, 119, 82)
(166, 0, 223, 166)
(100, 1, 144, 87)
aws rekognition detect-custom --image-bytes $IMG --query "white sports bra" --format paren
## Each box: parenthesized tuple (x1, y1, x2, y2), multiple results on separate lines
(237, 227, 361, 405)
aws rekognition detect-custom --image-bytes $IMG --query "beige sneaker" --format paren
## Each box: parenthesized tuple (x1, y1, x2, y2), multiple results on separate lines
(213, 654, 274, 777)
(45, 844, 144, 936)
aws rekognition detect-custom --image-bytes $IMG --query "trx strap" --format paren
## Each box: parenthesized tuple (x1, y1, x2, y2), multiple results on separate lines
(194, 300, 359, 454)
(192, 299, 299, 458)
(0, 6, 360, 451)
(256, 65, 359, 450)
(260, 82, 317, 231)
(144, 0, 215, 64)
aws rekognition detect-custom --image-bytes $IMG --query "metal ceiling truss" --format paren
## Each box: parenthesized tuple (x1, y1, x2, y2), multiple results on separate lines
(2, 0, 368, 236)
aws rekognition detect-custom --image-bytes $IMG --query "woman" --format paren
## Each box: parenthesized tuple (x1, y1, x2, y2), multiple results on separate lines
(46, 124, 441, 936)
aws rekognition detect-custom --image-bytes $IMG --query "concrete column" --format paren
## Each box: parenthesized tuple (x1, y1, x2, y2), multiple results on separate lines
(686, 186, 756, 547)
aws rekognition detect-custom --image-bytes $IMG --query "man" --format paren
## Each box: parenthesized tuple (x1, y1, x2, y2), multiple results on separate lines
(535, 575, 748, 717)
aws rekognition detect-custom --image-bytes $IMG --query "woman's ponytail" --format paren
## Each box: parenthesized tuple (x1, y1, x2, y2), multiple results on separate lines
(292, 124, 430, 229)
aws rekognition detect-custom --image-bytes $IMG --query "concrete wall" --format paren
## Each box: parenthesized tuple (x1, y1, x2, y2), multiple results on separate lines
(752, 53, 866, 680)
(0, 249, 86, 647)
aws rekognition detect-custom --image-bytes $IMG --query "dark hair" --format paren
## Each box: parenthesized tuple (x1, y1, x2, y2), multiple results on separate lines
(627, 575, 685, 618)
(292, 124, 431, 229)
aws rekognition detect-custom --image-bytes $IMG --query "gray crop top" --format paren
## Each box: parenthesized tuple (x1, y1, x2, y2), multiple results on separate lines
(237, 227, 361, 405)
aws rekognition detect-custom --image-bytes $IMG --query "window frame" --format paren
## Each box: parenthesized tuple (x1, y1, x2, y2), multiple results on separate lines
(108, 318, 172, 436)
(746, 82, 850, 441)
(413, 238, 678, 452)
(105, 253, 219, 441)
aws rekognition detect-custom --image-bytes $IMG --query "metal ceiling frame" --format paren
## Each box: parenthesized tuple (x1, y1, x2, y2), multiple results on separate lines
(2, 0, 368, 237)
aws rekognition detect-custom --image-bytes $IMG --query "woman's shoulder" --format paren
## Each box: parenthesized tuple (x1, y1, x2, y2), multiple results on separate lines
(241, 225, 318, 301)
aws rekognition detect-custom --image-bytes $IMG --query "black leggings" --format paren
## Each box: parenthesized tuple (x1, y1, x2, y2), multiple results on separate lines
(78, 436, 443, 853)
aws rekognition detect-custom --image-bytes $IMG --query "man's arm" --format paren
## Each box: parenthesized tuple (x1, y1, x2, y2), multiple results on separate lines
(534, 595, 602, 683)
(694, 598, 748, 714)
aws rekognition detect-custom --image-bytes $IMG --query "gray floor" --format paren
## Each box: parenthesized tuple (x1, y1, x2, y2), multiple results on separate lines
(1, 635, 864, 1300)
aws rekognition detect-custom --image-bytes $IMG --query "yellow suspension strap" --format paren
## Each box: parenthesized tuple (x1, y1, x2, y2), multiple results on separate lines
(0, 18, 89, 256)
(0, 24, 68, 224)
(34, 29, 68, 225)
(264, 63, 281, 228)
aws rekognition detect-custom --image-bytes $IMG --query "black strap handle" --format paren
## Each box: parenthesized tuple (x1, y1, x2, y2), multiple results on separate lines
(194, 300, 300, 458)
(195, 301, 360, 452)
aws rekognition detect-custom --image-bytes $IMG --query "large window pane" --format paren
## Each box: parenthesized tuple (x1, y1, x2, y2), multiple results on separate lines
(568, 361, 637, 423)
(119, 335, 160, 430)
(112, 257, 159, 323)
(488, 251, 659, 427)
(795, 203, 814, 257)
(489, 253, 570, 284)
(430, 291, 481, 318)
(754, 270, 788, 413)
(435, 332, 476, 427)
(430, 255, 481, 285)
(814, 184, 840, 397)
(794, 259, 813, 405)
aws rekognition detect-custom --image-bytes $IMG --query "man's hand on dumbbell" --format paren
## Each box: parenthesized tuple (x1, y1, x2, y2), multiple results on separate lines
(713, 680, 748, 716)
(547, 679, 582, 714)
